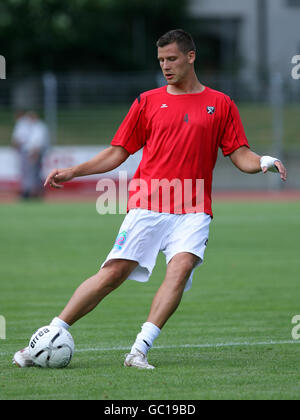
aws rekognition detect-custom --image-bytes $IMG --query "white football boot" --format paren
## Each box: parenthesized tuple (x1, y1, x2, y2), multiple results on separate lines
(124, 349, 155, 370)
(13, 347, 34, 368)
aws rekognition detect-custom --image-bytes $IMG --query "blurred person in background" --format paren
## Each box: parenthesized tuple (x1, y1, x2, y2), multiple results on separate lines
(12, 110, 49, 200)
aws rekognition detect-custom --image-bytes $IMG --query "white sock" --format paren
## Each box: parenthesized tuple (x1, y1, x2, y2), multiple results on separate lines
(50, 317, 70, 331)
(131, 322, 161, 356)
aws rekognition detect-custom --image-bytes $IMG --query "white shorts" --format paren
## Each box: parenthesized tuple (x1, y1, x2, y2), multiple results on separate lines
(101, 209, 211, 291)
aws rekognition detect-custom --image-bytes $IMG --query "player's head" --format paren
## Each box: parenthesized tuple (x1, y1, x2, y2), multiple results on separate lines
(156, 29, 196, 55)
(27, 110, 39, 121)
(156, 29, 197, 86)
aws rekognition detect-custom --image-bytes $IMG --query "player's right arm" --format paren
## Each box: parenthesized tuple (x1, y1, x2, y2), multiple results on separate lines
(44, 145, 129, 189)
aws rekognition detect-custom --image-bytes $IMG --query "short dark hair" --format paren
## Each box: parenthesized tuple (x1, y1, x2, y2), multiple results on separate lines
(156, 29, 196, 54)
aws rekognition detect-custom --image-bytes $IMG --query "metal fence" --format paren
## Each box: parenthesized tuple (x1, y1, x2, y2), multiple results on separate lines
(1, 71, 300, 108)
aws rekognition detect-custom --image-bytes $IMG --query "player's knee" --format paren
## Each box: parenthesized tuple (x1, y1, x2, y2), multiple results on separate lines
(180, 259, 196, 276)
(167, 255, 198, 290)
(100, 259, 135, 286)
(91, 269, 122, 294)
(171, 254, 198, 277)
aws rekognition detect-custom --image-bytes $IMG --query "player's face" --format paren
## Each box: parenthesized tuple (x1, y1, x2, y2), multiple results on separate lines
(157, 42, 195, 85)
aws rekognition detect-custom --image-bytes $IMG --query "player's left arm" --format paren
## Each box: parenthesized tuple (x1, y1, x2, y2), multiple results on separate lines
(229, 146, 287, 181)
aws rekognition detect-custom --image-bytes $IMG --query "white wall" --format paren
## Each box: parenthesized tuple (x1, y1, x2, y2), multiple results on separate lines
(0, 146, 142, 183)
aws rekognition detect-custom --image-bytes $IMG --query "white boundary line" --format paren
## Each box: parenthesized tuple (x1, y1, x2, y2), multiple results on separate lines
(75, 339, 300, 353)
(1, 339, 299, 357)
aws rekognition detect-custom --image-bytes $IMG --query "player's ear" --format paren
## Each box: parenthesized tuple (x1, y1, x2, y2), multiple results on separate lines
(187, 50, 196, 64)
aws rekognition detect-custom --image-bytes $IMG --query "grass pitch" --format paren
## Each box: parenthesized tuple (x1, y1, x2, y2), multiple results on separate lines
(0, 200, 300, 400)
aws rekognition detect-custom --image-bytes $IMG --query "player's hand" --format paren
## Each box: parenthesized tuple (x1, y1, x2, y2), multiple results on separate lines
(44, 168, 75, 189)
(260, 156, 287, 182)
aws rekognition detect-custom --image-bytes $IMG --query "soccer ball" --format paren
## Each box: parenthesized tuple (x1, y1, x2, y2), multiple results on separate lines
(29, 326, 75, 368)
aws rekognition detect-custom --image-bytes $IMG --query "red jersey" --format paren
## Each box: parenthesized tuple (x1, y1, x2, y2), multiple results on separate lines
(111, 86, 249, 217)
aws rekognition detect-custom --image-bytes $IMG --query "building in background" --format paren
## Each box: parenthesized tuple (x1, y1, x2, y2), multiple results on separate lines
(189, 0, 300, 99)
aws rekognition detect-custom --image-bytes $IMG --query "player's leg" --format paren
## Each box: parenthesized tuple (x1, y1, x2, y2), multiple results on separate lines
(146, 252, 200, 328)
(13, 259, 138, 367)
(59, 259, 138, 326)
(125, 252, 199, 369)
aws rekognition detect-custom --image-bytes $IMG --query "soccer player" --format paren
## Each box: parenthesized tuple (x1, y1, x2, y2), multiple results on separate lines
(13, 29, 287, 369)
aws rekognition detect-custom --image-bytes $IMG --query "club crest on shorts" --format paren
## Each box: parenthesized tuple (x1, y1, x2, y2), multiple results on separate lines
(207, 106, 215, 115)
(114, 231, 128, 250)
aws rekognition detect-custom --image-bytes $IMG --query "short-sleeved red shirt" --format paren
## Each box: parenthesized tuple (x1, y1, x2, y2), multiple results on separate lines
(111, 86, 249, 216)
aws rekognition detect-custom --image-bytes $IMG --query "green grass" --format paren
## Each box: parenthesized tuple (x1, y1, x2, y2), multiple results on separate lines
(0, 103, 299, 149)
(0, 201, 300, 400)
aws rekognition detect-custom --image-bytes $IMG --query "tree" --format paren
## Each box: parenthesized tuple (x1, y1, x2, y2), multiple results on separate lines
(0, 0, 188, 74)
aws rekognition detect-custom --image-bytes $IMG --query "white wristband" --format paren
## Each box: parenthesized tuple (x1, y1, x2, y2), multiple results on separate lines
(260, 156, 279, 173)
